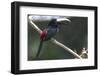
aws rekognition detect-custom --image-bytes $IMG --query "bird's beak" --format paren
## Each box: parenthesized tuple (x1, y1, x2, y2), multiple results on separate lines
(57, 17, 71, 24)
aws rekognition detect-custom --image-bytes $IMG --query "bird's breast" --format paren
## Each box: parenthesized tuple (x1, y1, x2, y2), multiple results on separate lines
(44, 27, 58, 41)
(40, 29, 47, 40)
(40, 26, 58, 41)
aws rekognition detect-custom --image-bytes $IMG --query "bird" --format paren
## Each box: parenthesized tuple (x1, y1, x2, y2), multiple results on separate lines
(35, 18, 71, 59)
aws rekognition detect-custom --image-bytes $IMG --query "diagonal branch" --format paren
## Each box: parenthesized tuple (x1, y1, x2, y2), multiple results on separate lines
(29, 19, 42, 34)
(51, 38, 82, 59)
(28, 17, 82, 59)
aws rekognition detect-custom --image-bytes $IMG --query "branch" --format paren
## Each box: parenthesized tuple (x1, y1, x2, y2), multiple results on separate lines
(28, 16, 82, 59)
(51, 38, 82, 59)
(29, 16, 42, 34)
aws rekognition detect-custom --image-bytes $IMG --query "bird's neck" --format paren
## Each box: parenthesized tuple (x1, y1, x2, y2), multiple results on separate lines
(48, 24, 58, 28)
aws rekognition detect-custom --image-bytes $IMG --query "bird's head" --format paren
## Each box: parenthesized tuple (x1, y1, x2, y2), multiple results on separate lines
(48, 17, 71, 26)
(48, 17, 71, 28)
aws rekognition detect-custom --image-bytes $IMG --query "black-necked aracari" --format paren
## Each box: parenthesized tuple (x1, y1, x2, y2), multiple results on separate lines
(36, 18, 71, 58)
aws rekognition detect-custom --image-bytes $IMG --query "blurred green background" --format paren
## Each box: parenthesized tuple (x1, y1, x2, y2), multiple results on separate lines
(28, 15, 88, 61)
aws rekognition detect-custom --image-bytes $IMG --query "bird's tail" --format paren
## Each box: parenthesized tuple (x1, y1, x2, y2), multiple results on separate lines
(36, 40, 43, 59)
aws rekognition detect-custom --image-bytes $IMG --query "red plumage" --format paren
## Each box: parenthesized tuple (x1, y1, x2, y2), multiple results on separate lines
(40, 29, 47, 40)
